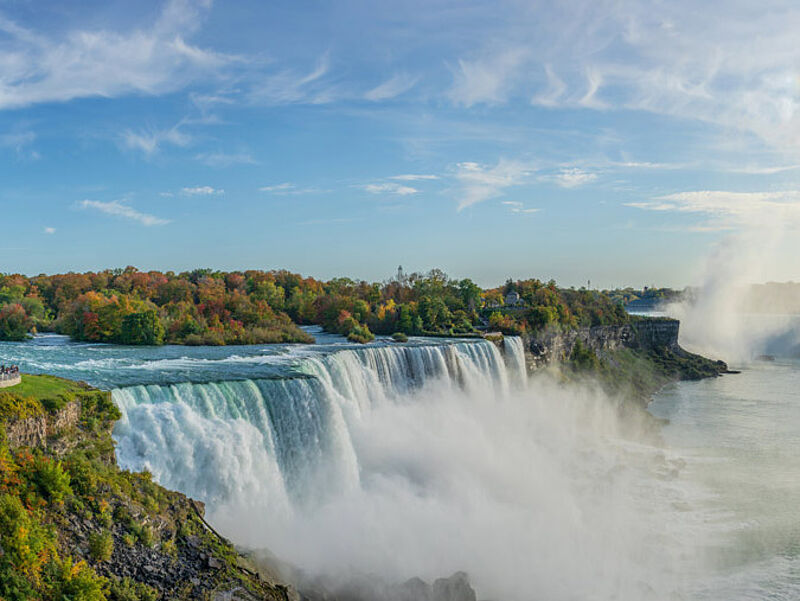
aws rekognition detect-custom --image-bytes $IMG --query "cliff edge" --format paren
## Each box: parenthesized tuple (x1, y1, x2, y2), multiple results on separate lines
(0, 374, 293, 601)
(514, 317, 727, 403)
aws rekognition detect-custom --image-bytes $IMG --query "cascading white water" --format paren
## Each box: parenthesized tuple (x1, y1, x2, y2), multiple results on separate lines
(110, 337, 702, 601)
(502, 335, 528, 388)
(113, 340, 511, 512)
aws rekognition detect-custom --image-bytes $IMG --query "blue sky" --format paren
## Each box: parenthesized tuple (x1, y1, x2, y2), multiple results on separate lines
(2, 0, 800, 288)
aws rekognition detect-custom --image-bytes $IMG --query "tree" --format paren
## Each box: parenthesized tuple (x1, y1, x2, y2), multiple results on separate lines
(118, 310, 165, 345)
(0, 304, 32, 341)
(458, 279, 482, 310)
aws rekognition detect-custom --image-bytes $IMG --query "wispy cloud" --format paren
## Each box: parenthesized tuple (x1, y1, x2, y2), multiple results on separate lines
(43, 226, 56, 234)
(364, 73, 418, 101)
(362, 182, 418, 196)
(457, 2, 800, 152)
(122, 125, 191, 155)
(502, 200, 540, 215)
(181, 185, 224, 195)
(195, 152, 256, 167)
(725, 164, 800, 175)
(0, 0, 230, 110)
(541, 168, 598, 188)
(454, 159, 533, 210)
(248, 53, 336, 105)
(0, 131, 40, 159)
(78, 200, 169, 226)
(627, 189, 800, 231)
(259, 182, 323, 195)
(610, 161, 686, 170)
(448, 48, 529, 107)
(389, 174, 439, 181)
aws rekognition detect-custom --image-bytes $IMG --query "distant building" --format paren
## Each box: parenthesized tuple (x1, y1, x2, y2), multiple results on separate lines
(485, 298, 501, 309)
(505, 290, 522, 306)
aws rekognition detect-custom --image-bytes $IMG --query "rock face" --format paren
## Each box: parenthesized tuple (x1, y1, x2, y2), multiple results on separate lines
(522, 318, 681, 370)
(298, 572, 478, 601)
(4, 399, 80, 449)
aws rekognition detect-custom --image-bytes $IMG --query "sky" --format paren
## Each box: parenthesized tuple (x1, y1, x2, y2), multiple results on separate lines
(2, 0, 800, 288)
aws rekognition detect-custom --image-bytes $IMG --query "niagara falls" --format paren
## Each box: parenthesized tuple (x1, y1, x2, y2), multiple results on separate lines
(3, 1, 800, 599)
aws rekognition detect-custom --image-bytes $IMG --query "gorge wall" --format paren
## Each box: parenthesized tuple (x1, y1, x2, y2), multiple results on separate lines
(519, 318, 679, 370)
(512, 317, 727, 383)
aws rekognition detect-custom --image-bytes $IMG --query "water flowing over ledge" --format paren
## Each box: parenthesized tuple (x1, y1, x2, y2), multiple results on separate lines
(112, 339, 527, 514)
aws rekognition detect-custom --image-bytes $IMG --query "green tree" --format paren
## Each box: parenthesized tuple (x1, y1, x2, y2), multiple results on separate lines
(118, 310, 165, 345)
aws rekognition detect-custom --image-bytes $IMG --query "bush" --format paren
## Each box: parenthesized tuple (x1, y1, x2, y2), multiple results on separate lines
(161, 538, 177, 558)
(0, 392, 44, 422)
(29, 456, 72, 504)
(132, 523, 154, 548)
(108, 577, 158, 601)
(0, 493, 54, 599)
(49, 558, 107, 601)
(391, 332, 408, 342)
(569, 339, 601, 372)
(88, 530, 114, 562)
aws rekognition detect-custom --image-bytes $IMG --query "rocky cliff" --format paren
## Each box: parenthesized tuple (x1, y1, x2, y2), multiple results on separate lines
(509, 317, 727, 398)
(0, 374, 293, 601)
(4, 398, 81, 449)
(523, 318, 681, 370)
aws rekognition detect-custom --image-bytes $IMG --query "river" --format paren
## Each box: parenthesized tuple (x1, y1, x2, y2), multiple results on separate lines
(0, 326, 797, 600)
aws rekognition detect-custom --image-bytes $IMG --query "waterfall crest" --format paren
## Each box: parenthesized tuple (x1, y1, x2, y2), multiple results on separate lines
(112, 339, 520, 512)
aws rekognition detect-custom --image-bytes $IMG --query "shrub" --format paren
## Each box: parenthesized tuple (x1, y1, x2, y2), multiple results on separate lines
(29, 456, 72, 504)
(161, 538, 177, 558)
(108, 577, 158, 601)
(0, 392, 44, 422)
(49, 558, 107, 601)
(569, 339, 601, 372)
(183, 333, 204, 346)
(132, 523, 154, 548)
(391, 332, 408, 342)
(65, 456, 97, 496)
(0, 493, 54, 598)
(88, 530, 114, 562)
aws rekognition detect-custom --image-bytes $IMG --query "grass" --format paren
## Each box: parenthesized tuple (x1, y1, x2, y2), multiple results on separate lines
(10, 374, 88, 401)
(0, 374, 94, 421)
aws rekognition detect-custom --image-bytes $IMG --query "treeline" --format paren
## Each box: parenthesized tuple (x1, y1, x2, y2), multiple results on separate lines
(0, 268, 630, 345)
(604, 286, 683, 307)
(482, 279, 630, 335)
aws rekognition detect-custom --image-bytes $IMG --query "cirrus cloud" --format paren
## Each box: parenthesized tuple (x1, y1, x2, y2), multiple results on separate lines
(78, 199, 169, 226)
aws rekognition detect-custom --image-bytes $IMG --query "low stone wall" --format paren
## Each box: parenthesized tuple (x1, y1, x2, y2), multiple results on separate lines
(0, 374, 21, 388)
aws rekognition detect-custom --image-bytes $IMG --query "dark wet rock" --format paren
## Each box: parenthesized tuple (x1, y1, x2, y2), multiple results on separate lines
(432, 572, 477, 601)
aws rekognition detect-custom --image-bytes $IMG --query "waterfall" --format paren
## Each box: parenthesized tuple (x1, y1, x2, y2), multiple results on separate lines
(112, 340, 513, 514)
(109, 336, 707, 600)
(503, 336, 528, 388)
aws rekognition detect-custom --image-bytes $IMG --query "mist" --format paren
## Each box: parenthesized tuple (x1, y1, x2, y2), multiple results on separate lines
(665, 226, 800, 363)
(202, 377, 704, 601)
(111, 341, 716, 601)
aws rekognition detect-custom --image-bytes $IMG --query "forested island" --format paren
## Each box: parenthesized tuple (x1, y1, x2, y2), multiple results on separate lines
(0, 267, 634, 345)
